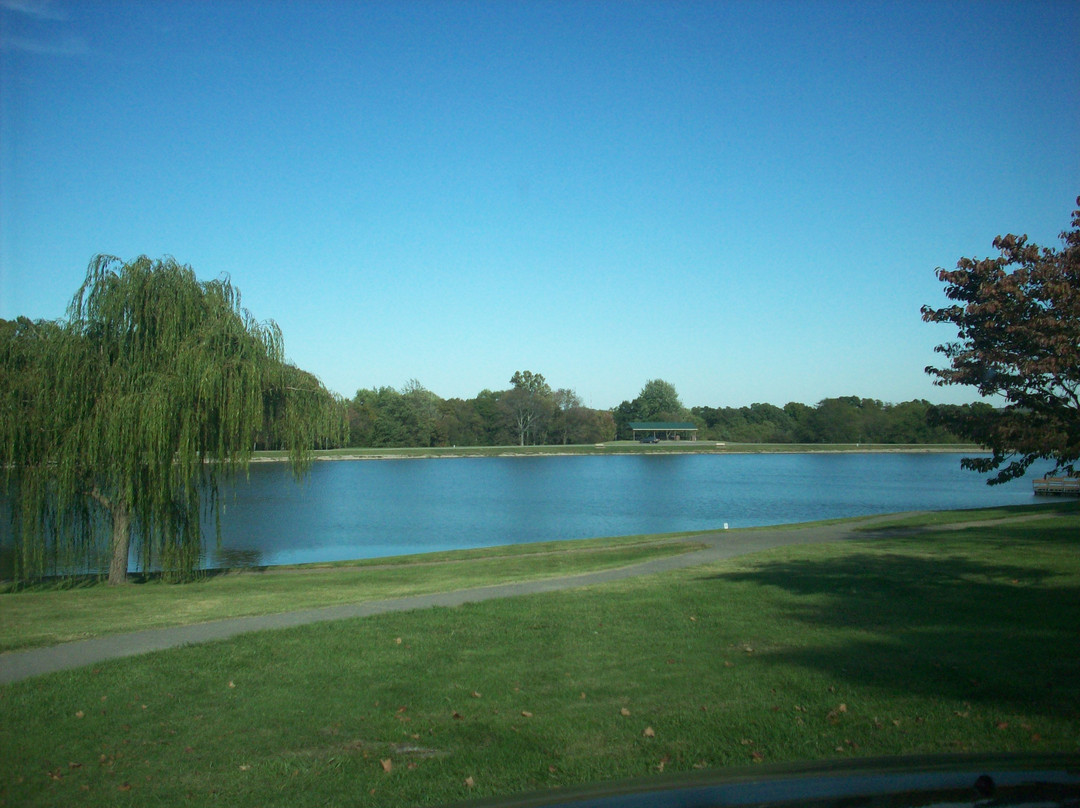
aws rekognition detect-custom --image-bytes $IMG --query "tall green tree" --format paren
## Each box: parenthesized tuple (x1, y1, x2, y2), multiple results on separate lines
(0, 255, 344, 584)
(399, 379, 440, 447)
(471, 389, 507, 445)
(550, 388, 583, 445)
(922, 199, 1080, 483)
(633, 379, 685, 421)
(503, 371, 553, 446)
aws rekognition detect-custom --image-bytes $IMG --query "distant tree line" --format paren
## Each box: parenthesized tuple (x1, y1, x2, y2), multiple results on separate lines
(346, 375, 971, 448)
(689, 398, 971, 444)
(346, 372, 616, 448)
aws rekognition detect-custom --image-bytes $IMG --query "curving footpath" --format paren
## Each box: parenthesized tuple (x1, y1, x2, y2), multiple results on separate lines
(0, 517, 903, 686)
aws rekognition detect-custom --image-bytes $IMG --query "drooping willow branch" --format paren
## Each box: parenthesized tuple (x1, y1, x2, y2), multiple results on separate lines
(1, 255, 346, 583)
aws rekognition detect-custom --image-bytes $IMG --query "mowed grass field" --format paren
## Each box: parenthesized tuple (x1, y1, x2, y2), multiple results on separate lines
(0, 533, 705, 652)
(1, 503, 1077, 807)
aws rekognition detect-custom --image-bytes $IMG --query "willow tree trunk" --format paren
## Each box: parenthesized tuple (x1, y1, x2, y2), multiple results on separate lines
(108, 502, 132, 585)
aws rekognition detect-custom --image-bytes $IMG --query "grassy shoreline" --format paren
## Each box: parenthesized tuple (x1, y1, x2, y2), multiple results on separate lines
(4, 504, 1074, 653)
(0, 533, 707, 653)
(2, 504, 1076, 807)
(252, 442, 987, 462)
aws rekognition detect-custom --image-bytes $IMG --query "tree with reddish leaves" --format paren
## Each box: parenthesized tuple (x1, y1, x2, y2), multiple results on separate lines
(922, 198, 1080, 484)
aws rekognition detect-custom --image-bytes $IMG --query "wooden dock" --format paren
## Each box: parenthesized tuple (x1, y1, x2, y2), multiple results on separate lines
(1033, 476, 1080, 496)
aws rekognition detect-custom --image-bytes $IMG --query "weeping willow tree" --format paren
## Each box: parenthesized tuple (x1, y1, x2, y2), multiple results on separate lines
(0, 255, 345, 584)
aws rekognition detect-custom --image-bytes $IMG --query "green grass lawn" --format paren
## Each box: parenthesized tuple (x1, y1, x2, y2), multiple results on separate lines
(0, 534, 704, 652)
(1, 507, 1077, 807)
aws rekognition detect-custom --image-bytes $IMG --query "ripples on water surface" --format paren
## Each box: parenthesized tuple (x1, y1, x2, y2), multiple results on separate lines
(203, 453, 1037, 568)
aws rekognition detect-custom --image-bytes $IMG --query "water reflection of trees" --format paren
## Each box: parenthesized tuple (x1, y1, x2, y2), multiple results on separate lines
(210, 547, 265, 570)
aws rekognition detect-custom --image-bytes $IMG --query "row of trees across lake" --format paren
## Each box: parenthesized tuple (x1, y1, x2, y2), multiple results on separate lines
(345, 375, 974, 448)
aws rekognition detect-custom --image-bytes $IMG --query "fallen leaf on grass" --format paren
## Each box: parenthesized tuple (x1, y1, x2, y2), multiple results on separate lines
(381, 759, 392, 773)
(394, 637, 402, 645)
(75, 711, 85, 719)
(465, 776, 475, 788)
(452, 711, 463, 720)
(642, 727, 655, 738)
(228, 681, 235, 688)
(239, 765, 250, 771)
(750, 751, 764, 763)
(826, 704, 848, 723)
(521, 711, 533, 718)
(471, 691, 482, 699)
(69, 762, 83, 769)
(620, 707, 631, 716)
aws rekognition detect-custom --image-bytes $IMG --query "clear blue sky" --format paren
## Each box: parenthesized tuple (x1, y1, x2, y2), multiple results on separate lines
(2, 0, 1077, 409)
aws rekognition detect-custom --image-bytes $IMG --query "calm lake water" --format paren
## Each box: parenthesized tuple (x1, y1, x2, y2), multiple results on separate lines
(198, 452, 1037, 568)
(0, 452, 1044, 574)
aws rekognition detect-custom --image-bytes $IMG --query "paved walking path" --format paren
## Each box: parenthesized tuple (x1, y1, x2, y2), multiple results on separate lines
(0, 517, 903, 685)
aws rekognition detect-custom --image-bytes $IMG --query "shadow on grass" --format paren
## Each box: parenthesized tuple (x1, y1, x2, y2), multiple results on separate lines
(702, 522, 1080, 715)
(853, 500, 1079, 534)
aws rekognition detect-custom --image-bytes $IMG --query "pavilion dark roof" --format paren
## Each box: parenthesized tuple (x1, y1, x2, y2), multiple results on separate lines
(627, 421, 698, 430)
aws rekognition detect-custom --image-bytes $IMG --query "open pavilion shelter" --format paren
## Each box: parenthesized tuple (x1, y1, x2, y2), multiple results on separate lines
(628, 422, 699, 441)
